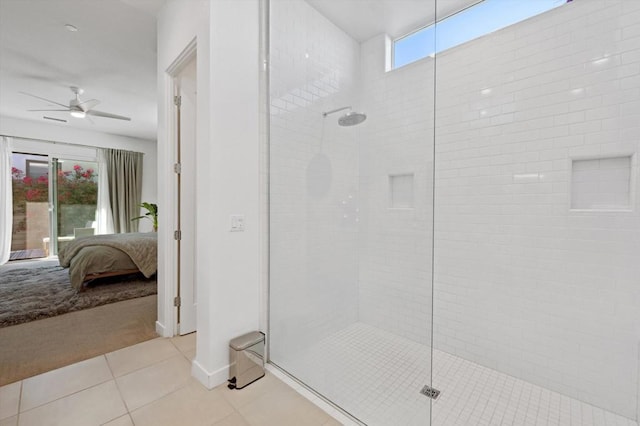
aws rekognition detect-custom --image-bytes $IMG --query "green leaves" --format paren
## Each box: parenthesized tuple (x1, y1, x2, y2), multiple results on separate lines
(131, 202, 158, 231)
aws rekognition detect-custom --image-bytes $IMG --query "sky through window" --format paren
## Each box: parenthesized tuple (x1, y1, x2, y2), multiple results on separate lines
(394, 0, 567, 69)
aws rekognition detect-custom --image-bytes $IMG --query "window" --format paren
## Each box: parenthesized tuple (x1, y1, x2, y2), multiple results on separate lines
(393, 0, 567, 69)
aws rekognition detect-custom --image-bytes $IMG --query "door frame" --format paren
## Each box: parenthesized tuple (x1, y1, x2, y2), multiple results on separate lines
(160, 38, 197, 337)
(174, 53, 198, 335)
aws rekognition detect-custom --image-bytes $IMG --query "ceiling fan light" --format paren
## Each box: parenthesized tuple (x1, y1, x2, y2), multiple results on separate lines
(70, 110, 86, 118)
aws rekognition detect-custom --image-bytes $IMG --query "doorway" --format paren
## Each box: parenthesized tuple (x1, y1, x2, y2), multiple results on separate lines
(174, 54, 197, 335)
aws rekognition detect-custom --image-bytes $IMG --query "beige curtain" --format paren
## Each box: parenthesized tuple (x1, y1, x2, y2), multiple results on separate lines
(96, 149, 114, 234)
(104, 148, 143, 233)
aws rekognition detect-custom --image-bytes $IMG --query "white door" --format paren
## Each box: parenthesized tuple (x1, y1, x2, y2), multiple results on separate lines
(176, 56, 197, 335)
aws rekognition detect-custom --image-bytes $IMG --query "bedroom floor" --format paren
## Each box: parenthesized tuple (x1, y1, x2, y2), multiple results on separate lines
(0, 333, 339, 426)
(0, 257, 58, 271)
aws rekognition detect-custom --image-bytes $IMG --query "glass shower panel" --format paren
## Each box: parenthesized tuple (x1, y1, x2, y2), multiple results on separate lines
(432, 0, 640, 424)
(268, 0, 436, 424)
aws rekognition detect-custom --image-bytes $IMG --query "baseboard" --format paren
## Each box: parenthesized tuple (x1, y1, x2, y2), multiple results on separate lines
(191, 359, 229, 390)
(155, 320, 170, 337)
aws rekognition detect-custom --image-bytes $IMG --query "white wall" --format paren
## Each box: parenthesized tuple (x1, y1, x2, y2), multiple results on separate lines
(157, 0, 261, 389)
(268, 0, 361, 365)
(432, 0, 640, 419)
(0, 115, 157, 232)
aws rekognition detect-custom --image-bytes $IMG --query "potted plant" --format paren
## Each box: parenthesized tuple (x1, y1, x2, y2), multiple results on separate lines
(132, 202, 158, 232)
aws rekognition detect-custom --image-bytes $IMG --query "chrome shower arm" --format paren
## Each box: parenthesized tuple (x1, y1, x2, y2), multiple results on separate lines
(323, 106, 351, 117)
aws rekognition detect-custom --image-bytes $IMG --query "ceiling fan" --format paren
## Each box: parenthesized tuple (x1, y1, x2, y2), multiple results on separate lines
(21, 86, 131, 121)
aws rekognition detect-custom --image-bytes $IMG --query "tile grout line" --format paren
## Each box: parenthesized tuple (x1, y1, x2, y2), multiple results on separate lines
(214, 408, 247, 426)
(99, 353, 130, 426)
(108, 352, 134, 423)
(16, 380, 23, 425)
(107, 338, 184, 379)
(18, 376, 114, 416)
(104, 353, 117, 378)
(168, 337, 193, 361)
(118, 359, 195, 418)
(17, 355, 115, 414)
(128, 382, 187, 414)
(103, 337, 195, 421)
(99, 412, 134, 426)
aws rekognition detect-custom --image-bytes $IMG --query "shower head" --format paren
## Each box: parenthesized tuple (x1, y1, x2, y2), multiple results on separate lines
(338, 111, 366, 126)
(323, 106, 367, 127)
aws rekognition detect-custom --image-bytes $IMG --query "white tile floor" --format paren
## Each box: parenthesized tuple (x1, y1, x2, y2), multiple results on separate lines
(432, 351, 637, 426)
(276, 323, 639, 426)
(0, 333, 338, 426)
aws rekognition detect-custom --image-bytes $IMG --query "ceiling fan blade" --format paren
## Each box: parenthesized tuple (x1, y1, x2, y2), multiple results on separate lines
(77, 99, 100, 111)
(20, 92, 69, 108)
(28, 109, 71, 112)
(43, 116, 68, 123)
(86, 110, 131, 121)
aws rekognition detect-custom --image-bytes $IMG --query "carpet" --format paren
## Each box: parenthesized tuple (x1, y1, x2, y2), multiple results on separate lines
(0, 264, 157, 328)
(0, 295, 158, 385)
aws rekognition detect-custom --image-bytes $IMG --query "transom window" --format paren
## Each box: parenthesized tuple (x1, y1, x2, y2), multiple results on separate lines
(393, 0, 568, 69)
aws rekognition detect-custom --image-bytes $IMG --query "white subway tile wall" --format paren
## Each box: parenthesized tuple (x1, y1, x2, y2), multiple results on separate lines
(432, 0, 640, 419)
(268, 0, 362, 365)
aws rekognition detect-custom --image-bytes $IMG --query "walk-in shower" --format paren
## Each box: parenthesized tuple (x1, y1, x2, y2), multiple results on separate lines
(268, 0, 640, 425)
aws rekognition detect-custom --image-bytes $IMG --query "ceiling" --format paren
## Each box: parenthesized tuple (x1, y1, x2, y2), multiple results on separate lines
(0, 0, 164, 141)
(0, 0, 477, 142)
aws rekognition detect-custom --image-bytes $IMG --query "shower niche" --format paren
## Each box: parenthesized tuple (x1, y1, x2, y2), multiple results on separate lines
(389, 173, 415, 209)
(571, 156, 634, 211)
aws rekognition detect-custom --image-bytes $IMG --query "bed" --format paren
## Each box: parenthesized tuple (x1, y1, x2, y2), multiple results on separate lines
(58, 232, 157, 291)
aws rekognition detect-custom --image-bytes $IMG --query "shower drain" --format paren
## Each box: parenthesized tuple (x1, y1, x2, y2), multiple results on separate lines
(420, 385, 440, 400)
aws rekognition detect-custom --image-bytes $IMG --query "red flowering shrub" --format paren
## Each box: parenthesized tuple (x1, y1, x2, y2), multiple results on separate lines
(11, 164, 98, 232)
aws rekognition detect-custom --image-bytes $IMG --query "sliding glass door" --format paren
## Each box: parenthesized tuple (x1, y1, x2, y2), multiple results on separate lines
(9, 153, 98, 259)
(10, 153, 50, 260)
(51, 158, 98, 254)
